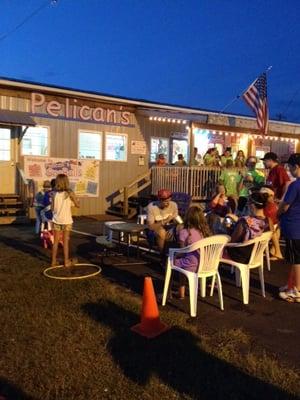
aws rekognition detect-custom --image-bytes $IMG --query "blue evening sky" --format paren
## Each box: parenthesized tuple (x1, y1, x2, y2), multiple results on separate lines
(1, 0, 300, 121)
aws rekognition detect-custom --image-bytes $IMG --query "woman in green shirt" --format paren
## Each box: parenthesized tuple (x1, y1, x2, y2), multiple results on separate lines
(238, 156, 265, 213)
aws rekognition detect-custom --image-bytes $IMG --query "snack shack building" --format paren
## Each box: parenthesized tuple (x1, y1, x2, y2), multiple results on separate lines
(0, 77, 299, 221)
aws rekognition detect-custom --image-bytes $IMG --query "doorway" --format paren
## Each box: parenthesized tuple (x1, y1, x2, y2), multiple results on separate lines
(0, 127, 17, 193)
(171, 139, 188, 164)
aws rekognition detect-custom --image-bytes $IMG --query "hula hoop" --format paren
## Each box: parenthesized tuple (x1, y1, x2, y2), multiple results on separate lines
(43, 263, 101, 280)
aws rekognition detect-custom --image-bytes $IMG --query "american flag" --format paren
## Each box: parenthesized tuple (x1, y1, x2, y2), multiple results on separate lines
(242, 73, 269, 135)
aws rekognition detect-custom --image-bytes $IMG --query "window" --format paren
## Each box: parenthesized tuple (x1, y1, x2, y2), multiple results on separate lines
(105, 133, 127, 161)
(171, 139, 188, 164)
(150, 137, 169, 162)
(79, 130, 102, 160)
(22, 126, 49, 156)
(0, 128, 10, 161)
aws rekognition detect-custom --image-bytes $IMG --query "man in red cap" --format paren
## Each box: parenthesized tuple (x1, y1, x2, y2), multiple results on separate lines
(147, 189, 179, 252)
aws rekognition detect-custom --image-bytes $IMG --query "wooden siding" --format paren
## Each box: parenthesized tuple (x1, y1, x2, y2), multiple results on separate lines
(0, 91, 150, 215)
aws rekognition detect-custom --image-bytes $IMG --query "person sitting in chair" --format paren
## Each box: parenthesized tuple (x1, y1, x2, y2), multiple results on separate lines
(147, 189, 179, 253)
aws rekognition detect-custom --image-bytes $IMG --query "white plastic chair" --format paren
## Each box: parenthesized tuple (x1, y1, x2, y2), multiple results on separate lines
(162, 235, 230, 317)
(137, 214, 147, 225)
(264, 224, 278, 271)
(220, 231, 273, 304)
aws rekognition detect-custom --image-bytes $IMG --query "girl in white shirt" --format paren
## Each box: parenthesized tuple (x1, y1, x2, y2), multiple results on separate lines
(51, 174, 79, 267)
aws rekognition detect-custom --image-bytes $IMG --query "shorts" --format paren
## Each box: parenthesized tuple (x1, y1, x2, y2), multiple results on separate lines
(285, 239, 300, 264)
(53, 223, 72, 232)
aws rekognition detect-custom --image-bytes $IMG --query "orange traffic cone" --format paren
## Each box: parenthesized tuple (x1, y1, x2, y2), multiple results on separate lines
(131, 276, 169, 339)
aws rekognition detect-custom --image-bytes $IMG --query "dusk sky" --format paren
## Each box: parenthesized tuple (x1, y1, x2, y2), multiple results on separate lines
(1, 0, 300, 121)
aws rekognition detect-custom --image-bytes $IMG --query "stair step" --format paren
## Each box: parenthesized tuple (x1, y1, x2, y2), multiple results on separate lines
(0, 194, 20, 200)
(0, 215, 29, 225)
(0, 201, 23, 207)
(106, 209, 124, 217)
(0, 208, 25, 215)
(106, 206, 137, 218)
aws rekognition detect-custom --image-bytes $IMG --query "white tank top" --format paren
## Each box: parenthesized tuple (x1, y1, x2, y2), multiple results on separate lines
(52, 192, 73, 225)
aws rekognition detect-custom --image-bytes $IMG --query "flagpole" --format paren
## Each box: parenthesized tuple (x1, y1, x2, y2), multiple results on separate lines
(219, 65, 272, 115)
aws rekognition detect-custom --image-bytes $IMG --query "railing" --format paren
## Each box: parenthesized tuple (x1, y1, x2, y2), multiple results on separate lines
(16, 164, 32, 217)
(107, 170, 152, 216)
(151, 166, 267, 201)
(123, 170, 151, 215)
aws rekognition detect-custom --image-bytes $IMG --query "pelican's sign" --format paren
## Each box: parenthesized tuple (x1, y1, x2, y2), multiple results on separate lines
(31, 92, 132, 126)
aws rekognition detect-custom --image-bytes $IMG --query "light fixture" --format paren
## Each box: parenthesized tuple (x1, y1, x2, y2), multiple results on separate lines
(172, 119, 176, 123)
(149, 116, 153, 121)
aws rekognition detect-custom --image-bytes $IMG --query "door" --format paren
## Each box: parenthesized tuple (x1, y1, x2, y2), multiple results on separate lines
(0, 128, 16, 193)
(171, 139, 189, 164)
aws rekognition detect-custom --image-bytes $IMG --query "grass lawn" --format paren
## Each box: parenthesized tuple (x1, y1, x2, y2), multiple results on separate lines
(0, 238, 300, 400)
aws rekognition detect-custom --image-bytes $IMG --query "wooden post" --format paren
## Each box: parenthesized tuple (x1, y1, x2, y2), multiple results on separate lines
(247, 136, 254, 157)
(123, 186, 129, 217)
(189, 122, 194, 166)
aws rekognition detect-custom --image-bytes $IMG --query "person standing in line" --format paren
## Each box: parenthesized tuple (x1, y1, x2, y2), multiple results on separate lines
(262, 152, 290, 201)
(156, 153, 167, 167)
(51, 174, 79, 268)
(219, 159, 241, 209)
(203, 148, 217, 166)
(278, 154, 300, 302)
(220, 148, 233, 167)
(33, 180, 51, 234)
(190, 147, 202, 166)
(235, 150, 246, 168)
(238, 156, 265, 213)
(174, 153, 187, 166)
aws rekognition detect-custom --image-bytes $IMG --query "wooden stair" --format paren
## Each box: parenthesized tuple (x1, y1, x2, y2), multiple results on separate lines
(106, 197, 139, 219)
(0, 194, 29, 224)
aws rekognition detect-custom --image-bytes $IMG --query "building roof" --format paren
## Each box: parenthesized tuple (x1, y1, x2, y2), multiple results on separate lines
(1, 76, 300, 128)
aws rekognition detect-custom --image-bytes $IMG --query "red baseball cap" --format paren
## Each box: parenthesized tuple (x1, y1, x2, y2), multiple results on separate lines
(157, 189, 172, 200)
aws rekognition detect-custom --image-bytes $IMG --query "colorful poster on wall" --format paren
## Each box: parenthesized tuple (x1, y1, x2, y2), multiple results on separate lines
(131, 140, 147, 155)
(24, 156, 99, 197)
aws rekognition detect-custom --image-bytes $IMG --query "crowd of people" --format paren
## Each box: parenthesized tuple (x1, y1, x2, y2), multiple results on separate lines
(146, 152, 300, 303)
(155, 147, 247, 167)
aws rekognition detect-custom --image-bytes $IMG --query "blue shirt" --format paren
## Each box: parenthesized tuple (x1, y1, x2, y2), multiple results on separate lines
(280, 178, 300, 239)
